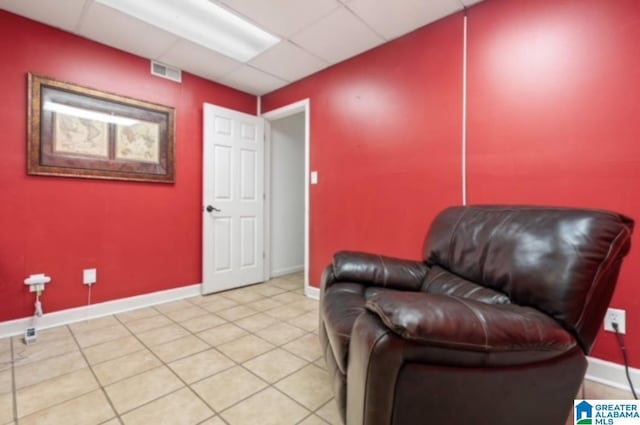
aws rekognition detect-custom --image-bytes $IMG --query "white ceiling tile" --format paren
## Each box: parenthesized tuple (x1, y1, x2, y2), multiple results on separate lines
(291, 7, 385, 64)
(219, 65, 288, 95)
(77, 2, 179, 60)
(347, 0, 462, 41)
(411, 0, 464, 23)
(461, 0, 484, 6)
(249, 41, 329, 83)
(3, 0, 484, 92)
(158, 39, 243, 81)
(0, 0, 88, 32)
(345, 0, 420, 41)
(219, 0, 340, 38)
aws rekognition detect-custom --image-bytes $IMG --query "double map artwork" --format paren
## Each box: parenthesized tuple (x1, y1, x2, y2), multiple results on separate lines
(29, 73, 174, 183)
(53, 114, 161, 164)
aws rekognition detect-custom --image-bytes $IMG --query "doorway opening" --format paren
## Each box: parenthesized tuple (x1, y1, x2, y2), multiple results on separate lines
(262, 99, 314, 298)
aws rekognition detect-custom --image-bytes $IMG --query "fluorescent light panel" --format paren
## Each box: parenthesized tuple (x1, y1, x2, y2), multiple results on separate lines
(94, 0, 280, 62)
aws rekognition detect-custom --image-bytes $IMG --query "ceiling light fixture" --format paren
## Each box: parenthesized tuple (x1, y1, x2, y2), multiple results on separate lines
(94, 0, 280, 62)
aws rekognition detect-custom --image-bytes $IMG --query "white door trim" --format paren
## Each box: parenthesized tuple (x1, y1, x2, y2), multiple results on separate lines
(261, 99, 312, 296)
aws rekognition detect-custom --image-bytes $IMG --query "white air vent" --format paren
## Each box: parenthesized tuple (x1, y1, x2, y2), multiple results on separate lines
(150, 60, 182, 83)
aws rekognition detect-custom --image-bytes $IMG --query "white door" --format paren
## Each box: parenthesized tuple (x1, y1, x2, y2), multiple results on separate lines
(202, 103, 265, 294)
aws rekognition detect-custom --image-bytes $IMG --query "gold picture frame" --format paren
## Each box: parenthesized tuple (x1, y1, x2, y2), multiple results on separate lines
(28, 73, 175, 183)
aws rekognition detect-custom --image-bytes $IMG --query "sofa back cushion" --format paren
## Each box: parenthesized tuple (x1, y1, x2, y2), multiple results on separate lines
(422, 205, 633, 353)
(421, 265, 510, 305)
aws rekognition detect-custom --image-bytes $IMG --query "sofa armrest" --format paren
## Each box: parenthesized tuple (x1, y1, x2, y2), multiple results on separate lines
(365, 288, 577, 352)
(331, 251, 428, 291)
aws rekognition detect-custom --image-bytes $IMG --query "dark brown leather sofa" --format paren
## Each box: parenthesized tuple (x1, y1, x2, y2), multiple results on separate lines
(319, 205, 633, 425)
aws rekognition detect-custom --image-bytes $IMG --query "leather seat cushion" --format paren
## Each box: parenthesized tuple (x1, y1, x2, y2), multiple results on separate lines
(365, 288, 577, 364)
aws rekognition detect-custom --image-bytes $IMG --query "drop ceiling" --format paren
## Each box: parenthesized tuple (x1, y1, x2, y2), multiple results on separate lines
(0, 0, 483, 95)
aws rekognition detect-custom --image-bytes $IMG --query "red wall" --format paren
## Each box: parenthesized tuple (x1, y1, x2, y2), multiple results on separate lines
(263, 0, 640, 367)
(0, 11, 255, 322)
(263, 13, 465, 287)
(466, 0, 640, 367)
(2, 0, 638, 368)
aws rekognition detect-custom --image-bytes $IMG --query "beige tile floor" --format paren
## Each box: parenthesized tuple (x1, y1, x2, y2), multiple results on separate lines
(0, 273, 340, 425)
(0, 272, 634, 425)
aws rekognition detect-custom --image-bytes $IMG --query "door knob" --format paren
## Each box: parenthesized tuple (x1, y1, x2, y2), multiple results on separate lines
(206, 205, 221, 213)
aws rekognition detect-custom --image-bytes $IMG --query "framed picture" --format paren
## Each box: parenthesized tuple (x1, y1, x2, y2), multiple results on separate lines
(28, 73, 175, 183)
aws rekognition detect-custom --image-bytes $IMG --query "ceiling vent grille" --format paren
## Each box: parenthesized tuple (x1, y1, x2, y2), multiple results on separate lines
(150, 60, 182, 83)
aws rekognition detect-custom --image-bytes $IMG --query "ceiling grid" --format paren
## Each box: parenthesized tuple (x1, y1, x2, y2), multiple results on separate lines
(0, 0, 483, 95)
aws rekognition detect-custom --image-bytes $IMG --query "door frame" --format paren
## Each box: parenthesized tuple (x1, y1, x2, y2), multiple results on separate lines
(261, 99, 316, 298)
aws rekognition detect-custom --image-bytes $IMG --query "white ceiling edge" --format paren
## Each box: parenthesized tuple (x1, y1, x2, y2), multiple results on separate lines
(0, 0, 485, 95)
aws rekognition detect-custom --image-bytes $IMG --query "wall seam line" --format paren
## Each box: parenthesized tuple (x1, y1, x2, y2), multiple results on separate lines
(462, 12, 469, 206)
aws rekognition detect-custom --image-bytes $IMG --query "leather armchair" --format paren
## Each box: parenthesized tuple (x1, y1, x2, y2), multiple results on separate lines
(319, 206, 633, 425)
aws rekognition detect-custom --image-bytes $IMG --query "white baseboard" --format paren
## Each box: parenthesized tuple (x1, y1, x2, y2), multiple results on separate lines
(0, 283, 202, 339)
(271, 265, 304, 278)
(305, 285, 320, 300)
(586, 356, 639, 394)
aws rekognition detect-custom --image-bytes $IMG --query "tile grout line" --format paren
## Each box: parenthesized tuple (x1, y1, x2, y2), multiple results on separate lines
(67, 324, 124, 425)
(4, 278, 296, 424)
(9, 325, 121, 424)
(5, 275, 328, 425)
(154, 308, 263, 425)
(206, 285, 325, 422)
(314, 399, 340, 424)
(164, 281, 323, 423)
(294, 411, 331, 425)
(168, 284, 318, 422)
(112, 309, 225, 423)
(117, 286, 289, 421)
(7, 284, 293, 423)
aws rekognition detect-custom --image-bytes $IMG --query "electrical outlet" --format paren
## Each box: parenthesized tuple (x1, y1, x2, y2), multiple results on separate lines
(83, 268, 97, 286)
(604, 308, 626, 334)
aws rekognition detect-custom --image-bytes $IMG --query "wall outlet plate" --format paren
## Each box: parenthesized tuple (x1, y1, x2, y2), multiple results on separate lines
(83, 268, 97, 285)
(604, 308, 626, 334)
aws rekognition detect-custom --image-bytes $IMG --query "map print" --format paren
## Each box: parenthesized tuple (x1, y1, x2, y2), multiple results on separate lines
(54, 113, 109, 157)
(116, 121, 160, 164)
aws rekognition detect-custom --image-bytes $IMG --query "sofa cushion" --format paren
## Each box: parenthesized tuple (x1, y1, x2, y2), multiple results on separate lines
(365, 288, 577, 359)
(320, 282, 367, 374)
(423, 205, 633, 352)
(420, 265, 510, 304)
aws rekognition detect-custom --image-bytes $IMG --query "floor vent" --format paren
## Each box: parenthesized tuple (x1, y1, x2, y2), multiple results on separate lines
(150, 60, 182, 83)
